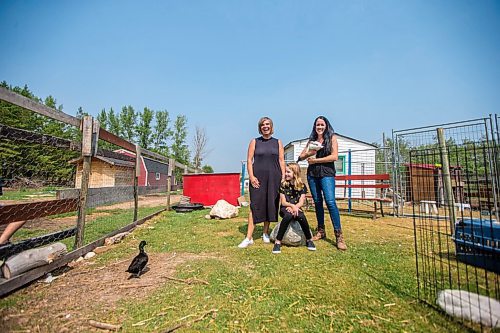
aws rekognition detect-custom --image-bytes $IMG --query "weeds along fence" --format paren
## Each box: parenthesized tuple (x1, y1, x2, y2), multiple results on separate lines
(403, 117, 499, 331)
(0, 87, 197, 296)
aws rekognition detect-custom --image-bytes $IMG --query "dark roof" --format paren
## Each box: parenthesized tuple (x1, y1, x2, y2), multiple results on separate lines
(143, 157, 169, 174)
(284, 133, 377, 150)
(68, 156, 134, 168)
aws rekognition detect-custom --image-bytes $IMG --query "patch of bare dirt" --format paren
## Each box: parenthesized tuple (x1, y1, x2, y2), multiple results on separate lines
(0, 252, 219, 332)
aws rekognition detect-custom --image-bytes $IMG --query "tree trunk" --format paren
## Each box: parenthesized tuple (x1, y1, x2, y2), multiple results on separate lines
(1, 242, 67, 279)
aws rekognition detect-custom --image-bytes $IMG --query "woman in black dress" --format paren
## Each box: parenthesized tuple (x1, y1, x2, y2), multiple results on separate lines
(238, 117, 285, 248)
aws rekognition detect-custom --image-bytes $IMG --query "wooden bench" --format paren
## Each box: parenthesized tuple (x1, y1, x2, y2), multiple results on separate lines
(306, 174, 392, 219)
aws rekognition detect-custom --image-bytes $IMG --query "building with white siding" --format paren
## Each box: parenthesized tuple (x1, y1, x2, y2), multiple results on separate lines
(284, 134, 378, 198)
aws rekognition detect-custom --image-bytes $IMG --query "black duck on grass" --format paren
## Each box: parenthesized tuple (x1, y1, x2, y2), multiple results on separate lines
(126, 240, 148, 278)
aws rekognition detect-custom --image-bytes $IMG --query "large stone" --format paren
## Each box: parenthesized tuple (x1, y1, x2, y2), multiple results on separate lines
(209, 200, 239, 219)
(437, 289, 500, 328)
(270, 220, 308, 246)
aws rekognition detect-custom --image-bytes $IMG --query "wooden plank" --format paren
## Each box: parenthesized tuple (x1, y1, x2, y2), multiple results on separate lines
(81, 115, 93, 156)
(141, 148, 169, 163)
(0, 199, 78, 224)
(75, 116, 93, 248)
(134, 144, 140, 221)
(0, 209, 166, 297)
(0, 228, 76, 259)
(336, 174, 390, 181)
(167, 158, 174, 211)
(98, 128, 136, 152)
(337, 184, 391, 189)
(0, 86, 80, 127)
(0, 124, 81, 151)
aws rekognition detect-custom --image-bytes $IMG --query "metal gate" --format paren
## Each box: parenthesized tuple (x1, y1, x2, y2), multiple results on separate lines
(405, 116, 499, 331)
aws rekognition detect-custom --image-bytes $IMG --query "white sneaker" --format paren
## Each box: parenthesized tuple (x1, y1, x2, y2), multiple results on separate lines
(262, 233, 270, 243)
(238, 238, 254, 248)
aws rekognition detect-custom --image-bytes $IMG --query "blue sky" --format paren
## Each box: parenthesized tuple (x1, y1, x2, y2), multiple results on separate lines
(1, 1, 499, 172)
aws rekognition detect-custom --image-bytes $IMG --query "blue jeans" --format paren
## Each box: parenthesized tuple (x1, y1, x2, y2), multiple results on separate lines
(307, 176, 342, 231)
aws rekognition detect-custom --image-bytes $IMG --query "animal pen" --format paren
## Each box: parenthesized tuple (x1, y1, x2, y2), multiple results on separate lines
(0, 86, 198, 296)
(393, 116, 500, 330)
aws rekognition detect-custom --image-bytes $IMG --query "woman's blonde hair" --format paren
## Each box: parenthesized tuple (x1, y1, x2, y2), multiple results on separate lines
(258, 117, 274, 135)
(284, 162, 304, 190)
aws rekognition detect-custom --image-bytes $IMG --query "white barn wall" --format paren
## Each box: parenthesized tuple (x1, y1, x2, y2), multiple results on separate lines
(284, 134, 377, 199)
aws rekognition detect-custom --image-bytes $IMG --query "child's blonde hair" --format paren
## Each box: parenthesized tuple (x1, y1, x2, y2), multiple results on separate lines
(284, 162, 305, 191)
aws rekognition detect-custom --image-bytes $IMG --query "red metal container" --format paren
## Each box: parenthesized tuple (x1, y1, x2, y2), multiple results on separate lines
(183, 173, 240, 206)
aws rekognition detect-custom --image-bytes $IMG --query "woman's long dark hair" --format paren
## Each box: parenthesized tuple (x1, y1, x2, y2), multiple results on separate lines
(308, 116, 335, 155)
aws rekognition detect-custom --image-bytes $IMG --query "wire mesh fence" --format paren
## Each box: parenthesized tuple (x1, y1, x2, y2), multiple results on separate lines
(392, 116, 499, 217)
(408, 121, 499, 331)
(0, 121, 80, 259)
(0, 87, 196, 290)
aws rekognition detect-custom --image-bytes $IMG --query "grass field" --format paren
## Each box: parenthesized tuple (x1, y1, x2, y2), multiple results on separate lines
(0, 207, 474, 332)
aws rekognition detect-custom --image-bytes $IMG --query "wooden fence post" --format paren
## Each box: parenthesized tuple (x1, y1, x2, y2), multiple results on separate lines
(74, 115, 94, 249)
(437, 128, 456, 231)
(134, 144, 141, 222)
(167, 158, 174, 210)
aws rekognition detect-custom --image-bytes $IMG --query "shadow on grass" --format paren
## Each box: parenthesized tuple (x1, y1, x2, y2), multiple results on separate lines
(238, 223, 267, 238)
(361, 269, 417, 300)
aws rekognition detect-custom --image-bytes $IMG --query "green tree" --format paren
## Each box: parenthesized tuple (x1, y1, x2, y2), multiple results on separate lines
(137, 107, 154, 149)
(171, 115, 190, 165)
(202, 165, 214, 173)
(76, 107, 88, 119)
(120, 105, 137, 142)
(0, 82, 77, 187)
(108, 107, 122, 137)
(153, 110, 172, 155)
(97, 108, 108, 130)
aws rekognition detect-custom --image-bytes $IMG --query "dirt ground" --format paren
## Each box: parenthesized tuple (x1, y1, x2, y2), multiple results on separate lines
(0, 251, 218, 332)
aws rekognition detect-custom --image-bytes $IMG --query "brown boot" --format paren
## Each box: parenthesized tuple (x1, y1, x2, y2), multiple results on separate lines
(312, 227, 326, 241)
(334, 230, 347, 251)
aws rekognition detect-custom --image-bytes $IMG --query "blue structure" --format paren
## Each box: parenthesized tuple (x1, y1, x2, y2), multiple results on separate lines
(453, 218, 500, 274)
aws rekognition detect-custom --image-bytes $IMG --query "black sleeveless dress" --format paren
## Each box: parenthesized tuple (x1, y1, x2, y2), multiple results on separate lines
(249, 137, 282, 224)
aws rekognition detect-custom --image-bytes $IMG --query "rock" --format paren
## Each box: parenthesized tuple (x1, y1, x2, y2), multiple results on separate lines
(270, 220, 308, 246)
(84, 252, 96, 259)
(105, 231, 130, 245)
(437, 289, 500, 327)
(204, 214, 212, 220)
(237, 196, 248, 207)
(94, 246, 109, 254)
(209, 200, 239, 219)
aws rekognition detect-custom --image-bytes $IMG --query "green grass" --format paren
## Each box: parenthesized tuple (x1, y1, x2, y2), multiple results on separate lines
(94, 210, 468, 332)
(0, 187, 59, 201)
(10, 206, 166, 249)
(1, 208, 473, 332)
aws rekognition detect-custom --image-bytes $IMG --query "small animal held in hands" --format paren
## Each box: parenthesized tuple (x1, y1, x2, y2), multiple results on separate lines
(308, 141, 323, 151)
(126, 240, 148, 278)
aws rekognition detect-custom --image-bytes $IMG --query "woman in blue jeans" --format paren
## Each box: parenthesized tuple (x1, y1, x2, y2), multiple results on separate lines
(297, 116, 347, 250)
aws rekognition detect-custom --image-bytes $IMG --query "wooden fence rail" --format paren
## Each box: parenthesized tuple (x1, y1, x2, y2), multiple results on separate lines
(0, 86, 200, 296)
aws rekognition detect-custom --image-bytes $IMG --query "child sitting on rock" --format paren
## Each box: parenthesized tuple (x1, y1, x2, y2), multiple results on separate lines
(272, 162, 316, 254)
